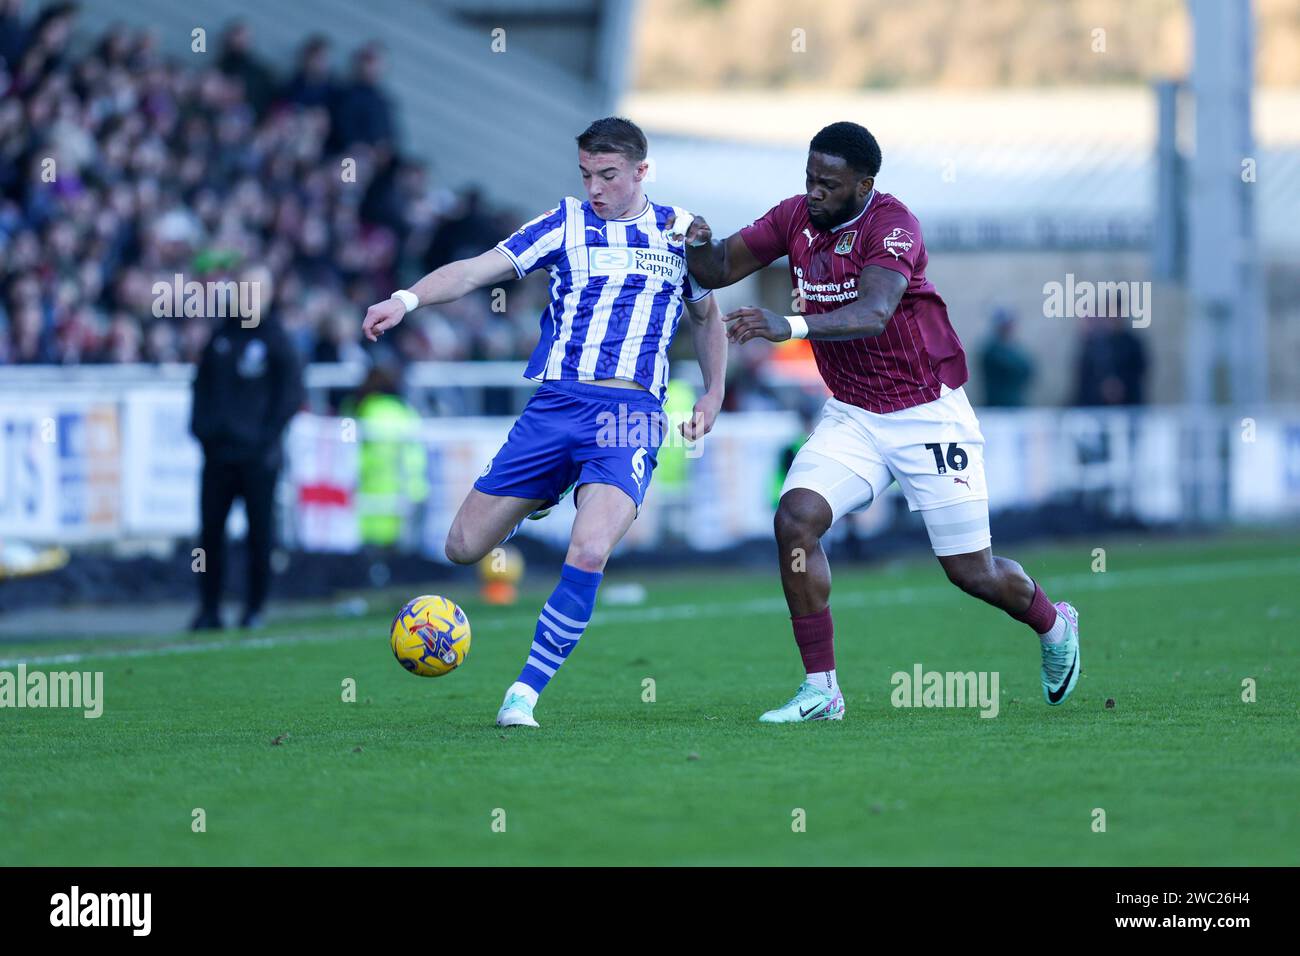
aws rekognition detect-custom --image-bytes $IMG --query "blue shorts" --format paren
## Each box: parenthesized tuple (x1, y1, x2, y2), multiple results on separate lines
(474, 380, 666, 512)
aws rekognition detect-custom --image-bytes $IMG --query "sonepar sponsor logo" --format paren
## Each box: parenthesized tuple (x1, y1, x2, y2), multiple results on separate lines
(50, 886, 151, 936)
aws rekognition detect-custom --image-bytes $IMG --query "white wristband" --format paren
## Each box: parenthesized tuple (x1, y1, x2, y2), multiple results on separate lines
(390, 289, 419, 313)
(786, 315, 809, 340)
(669, 212, 694, 243)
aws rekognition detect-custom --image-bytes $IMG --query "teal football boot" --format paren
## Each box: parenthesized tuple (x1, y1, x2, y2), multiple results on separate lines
(1042, 602, 1081, 705)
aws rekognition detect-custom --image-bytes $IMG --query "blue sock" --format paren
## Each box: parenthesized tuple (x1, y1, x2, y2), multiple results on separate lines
(518, 563, 602, 696)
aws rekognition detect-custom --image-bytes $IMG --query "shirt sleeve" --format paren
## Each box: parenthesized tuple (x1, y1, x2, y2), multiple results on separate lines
(682, 272, 713, 303)
(738, 198, 794, 267)
(861, 204, 924, 283)
(494, 202, 567, 278)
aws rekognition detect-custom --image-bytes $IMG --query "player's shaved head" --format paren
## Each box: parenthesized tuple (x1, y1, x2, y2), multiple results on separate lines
(576, 117, 647, 163)
(804, 122, 880, 230)
(809, 122, 881, 178)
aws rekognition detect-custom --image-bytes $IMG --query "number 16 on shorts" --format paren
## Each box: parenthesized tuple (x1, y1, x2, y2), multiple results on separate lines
(923, 442, 968, 475)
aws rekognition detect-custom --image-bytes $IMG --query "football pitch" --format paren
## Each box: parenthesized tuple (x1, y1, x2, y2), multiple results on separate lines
(2, 531, 1296, 866)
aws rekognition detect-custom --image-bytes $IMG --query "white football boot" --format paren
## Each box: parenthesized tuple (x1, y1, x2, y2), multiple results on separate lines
(758, 681, 846, 723)
(495, 688, 540, 728)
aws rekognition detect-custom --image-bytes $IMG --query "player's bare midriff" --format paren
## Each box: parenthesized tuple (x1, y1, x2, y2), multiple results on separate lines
(589, 378, 648, 391)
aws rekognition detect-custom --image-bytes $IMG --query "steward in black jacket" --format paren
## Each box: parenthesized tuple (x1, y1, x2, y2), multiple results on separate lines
(189, 277, 304, 631)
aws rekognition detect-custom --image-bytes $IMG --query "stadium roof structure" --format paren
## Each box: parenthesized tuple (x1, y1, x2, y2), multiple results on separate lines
(626, 89, 1300, 254)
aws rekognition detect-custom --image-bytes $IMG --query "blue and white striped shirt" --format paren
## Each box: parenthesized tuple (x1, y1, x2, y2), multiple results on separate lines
(494, 196, 712, 401)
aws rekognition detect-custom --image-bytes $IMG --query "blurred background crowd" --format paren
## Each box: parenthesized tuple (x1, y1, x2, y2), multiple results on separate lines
(2, 1, 1204, 412)
(0, 1, 552, 387)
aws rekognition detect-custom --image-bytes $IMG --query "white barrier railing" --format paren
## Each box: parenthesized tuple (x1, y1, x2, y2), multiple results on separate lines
(0, 362, 712, 416)
(2, 378, 1298, 552)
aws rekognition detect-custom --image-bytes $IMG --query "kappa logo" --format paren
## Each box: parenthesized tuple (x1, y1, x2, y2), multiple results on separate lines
(834, 230, 856, 254)
(882, 227, 914, 259)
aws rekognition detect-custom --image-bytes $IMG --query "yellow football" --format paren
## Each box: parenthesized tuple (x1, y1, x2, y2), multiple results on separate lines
(390, 595, 471, 677)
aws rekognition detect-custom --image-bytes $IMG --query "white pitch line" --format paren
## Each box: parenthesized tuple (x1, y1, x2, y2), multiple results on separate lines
(0, 554, 1295, 668)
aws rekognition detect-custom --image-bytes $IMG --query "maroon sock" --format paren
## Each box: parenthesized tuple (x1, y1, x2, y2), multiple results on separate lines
(1011, 579, 1058, 635)
(792, 606, 835, 673)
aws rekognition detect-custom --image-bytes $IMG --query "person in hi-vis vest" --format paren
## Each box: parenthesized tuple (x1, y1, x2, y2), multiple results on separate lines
(343, 366, 428, 548)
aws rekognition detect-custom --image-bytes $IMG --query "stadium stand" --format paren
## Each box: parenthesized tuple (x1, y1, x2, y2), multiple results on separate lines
(0, 2, 560, 373)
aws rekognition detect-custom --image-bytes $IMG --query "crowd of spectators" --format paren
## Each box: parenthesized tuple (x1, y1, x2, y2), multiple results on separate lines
(1, 2, 1151, 415)
(0, 2, 546, 376)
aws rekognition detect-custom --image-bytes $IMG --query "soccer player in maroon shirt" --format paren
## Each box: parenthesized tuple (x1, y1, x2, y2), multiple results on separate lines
(676, 122, 1081, 721)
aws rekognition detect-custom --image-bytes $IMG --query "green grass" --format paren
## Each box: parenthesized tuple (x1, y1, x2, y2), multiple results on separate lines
(2, 532, 1297, 866)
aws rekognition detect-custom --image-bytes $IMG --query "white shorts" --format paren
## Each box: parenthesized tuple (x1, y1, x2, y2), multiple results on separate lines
(780, 384, 991, 556)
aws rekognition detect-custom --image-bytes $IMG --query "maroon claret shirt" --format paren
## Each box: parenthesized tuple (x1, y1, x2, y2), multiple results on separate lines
(739, 190, 968, 414)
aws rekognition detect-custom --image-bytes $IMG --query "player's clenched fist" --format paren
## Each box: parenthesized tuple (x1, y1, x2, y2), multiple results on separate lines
(664, 211, 712, 247)
(724, 306, 791, 344)
(362, 297, 408, 342)
(679, 390, 722, 442)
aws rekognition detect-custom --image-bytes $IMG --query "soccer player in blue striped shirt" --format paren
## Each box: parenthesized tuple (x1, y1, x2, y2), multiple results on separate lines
(362, 117, 726, 728)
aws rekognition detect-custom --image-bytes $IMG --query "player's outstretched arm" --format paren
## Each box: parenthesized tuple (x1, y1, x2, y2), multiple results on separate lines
(724, 265, 907, 344)
(681, 293, 726, 441)
(361, 248, 517, 342)
(667, 212, 763, 290)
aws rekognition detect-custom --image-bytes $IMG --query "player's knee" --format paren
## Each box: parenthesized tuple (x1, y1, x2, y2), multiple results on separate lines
(565, 543, 609, 574)
(774, 496, 828, 545)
